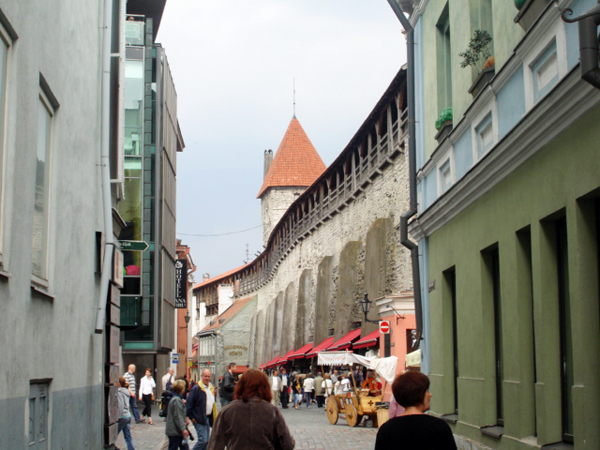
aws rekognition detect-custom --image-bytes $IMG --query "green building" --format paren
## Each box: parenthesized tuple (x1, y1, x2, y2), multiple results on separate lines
(118, 4, 184, 380)
(405, 0, 600, 448)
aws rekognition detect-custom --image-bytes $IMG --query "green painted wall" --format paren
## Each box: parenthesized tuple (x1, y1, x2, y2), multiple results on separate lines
(427, 104, 600, 448)
(420, 0, 523, 160)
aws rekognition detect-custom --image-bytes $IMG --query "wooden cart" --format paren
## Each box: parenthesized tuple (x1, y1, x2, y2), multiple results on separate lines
(318, 351, 397, 428)
(326, 390, 383, 427)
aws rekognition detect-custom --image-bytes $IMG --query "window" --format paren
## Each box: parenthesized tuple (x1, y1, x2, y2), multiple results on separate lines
(556, 218, 573, 443)
(29, 381, 49, 449)
(436, 4, 452, 115)
(32, 80, 57, 282)
(532, 40, 558, 103)
(439, 157, 453, 194)
(482, 245, 503, 426)
(0, 18, 14, 257)
(476, 112, 494, 158)
(443, 267, 459, 415)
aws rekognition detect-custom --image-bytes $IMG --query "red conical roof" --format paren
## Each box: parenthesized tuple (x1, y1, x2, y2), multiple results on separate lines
(257, 118, 326, 198)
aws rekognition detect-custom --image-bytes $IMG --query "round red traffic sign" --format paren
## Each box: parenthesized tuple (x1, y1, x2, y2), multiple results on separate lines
(379, 320, 390, 334)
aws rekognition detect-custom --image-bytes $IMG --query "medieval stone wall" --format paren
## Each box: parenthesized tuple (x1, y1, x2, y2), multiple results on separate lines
(252, 140, 413, 367)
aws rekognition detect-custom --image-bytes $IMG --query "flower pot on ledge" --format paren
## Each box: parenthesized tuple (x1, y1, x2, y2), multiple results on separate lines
(514, 0, 551, 32)
(468, 66, 495, 98)
(435, 120, 453, 143)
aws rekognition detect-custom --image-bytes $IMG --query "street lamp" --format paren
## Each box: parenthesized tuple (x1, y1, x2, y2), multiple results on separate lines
(359, 293, 378, 324)
(179, 311, 191, 329)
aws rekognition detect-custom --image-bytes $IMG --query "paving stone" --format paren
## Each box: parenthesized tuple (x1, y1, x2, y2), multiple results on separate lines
(115, 404, 377, 449)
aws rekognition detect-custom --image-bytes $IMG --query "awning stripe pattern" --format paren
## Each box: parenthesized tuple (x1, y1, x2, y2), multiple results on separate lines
(306, 336, 335, 358)
(352, 329, 380, 349)
(329, 328, 362, 351)
(288, 342, 313, 360)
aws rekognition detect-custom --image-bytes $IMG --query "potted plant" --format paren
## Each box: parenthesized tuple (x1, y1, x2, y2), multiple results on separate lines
(435, 107, 453, 143)
(459, 30, 494, 97)
(514, 0, 551, 32)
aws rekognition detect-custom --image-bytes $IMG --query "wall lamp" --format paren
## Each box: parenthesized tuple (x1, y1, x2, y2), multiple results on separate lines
(179, 311, 191, 329)
(359, 293, 379, 324)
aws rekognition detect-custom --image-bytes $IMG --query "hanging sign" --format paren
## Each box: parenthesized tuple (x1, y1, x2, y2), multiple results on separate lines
(175, 259, 187, 308)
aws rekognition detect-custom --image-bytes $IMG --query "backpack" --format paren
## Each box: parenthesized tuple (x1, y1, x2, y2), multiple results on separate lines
(166, 376, 173, 391)
(159, 390, 174, 418)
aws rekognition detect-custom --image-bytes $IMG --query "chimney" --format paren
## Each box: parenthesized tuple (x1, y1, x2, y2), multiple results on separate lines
(264, 149, 273, 179)
(203, 273, 210, 281)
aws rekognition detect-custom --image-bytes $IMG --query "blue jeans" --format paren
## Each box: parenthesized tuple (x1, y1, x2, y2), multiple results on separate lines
(117, 417, 135, 450)
(129, 396, 141, 422)
(304, 392, 312, 407)
(168, 436, 189, 450)
(192, 421, 210, 450)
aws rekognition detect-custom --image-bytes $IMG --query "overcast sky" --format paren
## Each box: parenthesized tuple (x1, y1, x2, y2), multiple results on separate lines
(156, 0, 407, 282)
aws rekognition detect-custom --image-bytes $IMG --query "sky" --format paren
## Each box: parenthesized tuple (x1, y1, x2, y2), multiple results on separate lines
(156, 0, 407, 282)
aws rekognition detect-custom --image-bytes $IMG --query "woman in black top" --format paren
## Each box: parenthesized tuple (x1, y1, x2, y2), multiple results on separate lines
(375, 371, 457, 450)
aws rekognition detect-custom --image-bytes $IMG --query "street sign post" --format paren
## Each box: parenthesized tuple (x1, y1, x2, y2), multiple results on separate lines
(119, 240, 149, 251)
(379, 320, 390, 334)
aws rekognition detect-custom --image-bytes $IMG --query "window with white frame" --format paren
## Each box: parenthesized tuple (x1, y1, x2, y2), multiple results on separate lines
(476, 113, 494, 158)
(32, 84, 56, 281)
(531, 40, 558, 103)
(439, 157, 453, 194)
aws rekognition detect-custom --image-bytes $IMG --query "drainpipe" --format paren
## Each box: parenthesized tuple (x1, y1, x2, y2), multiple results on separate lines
(95, 0, 116, 334)
(562, 2, 600, 89)
(386, 0, 423, 336)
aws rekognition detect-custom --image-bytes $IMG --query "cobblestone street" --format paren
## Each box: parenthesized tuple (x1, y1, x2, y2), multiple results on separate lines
(116, 403, 378, 450)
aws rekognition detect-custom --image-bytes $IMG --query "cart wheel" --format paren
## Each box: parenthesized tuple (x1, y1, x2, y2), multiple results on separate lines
(345, 404, 360, 427)
(326, 396, 339, 425)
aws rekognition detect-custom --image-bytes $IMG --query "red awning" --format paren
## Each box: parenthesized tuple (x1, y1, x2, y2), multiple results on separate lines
(306, 336, 335, 358)
(259, 363, 267, 370)
(278, 348, 297, 365)
(352, 330, 380, 349)
(265, 356, 281, 369)
(288, 342, 313, 360)
(233, 365, 248, 374)
(329, 328, 362, 351)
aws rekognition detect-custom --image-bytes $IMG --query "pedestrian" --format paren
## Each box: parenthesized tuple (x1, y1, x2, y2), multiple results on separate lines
(207, 369, 295, 450)
(302, 373, 314, 408)
(123, 364, 143, 424)
(362, 371, 382, 396)
(279, 368, 290, 409)
(322, 374, 333, 400)
(388, 394, 405, 418)
(333, 374, 342, 395)
(139, 368, 156, 425)
(341, 373, 351, 393)
(166, 379, 191, 450)
(116, 377, 135, 450)
(313, 372, 324, 408)
(162, 367, 175, 391)
(330, 369, 339, 384)
(374, 372, 457, 450)
(291, 372, 301, 409)
(352, 365, 364, 388)
(219, 363, 236, 407)
(269, 370, 280, 406)
(186, 368, 217, 450)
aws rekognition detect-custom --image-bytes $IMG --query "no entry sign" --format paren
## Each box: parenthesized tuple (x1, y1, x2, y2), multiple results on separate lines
(379, 320, 390, 334)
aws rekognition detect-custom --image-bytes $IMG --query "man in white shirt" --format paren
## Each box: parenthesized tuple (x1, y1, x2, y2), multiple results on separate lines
(162, 367, 174, 391)
(270, 370, 280, 405)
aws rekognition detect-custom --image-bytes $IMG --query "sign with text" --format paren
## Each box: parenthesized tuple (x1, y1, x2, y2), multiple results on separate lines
(175, 259, 187, 308)
(119, 240, 149, 252)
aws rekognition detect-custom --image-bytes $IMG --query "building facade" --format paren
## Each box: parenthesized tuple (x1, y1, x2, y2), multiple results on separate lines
(118, 4, 185, 387)
(0, 0, 123, 448)
(405, 0, 600, 448)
